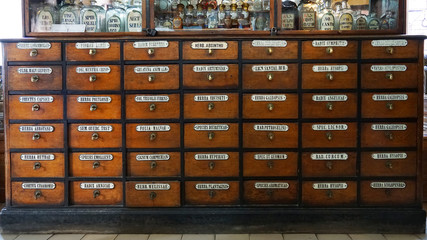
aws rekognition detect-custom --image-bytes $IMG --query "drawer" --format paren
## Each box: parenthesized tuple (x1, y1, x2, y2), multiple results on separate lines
(11, 153, 64, 178)
(5, 42, 61, 61)
(301, 122, 357, 148)
(66, 42, 120, 61)
(69, 123, 122, 148)
(361, 92, 417, 118)
(361, 39, 419, 59)
(302, 63, 357, 89)
(124, 41, 179, 60)
(302, 93, 357, 118)
(126, 123, 180, 149)
(127, 152, 181, 177)
(243, 180, 298, 204)
(242, 64, 298, 90)
(243, 94, 298, 119)
(302, 40, 357, 59)
(12, 182, 64, 206)
(243, 123, 298, 148)
(242, 40, 298, 60)
(301, 152, 357, 177)
(126, 181, 181, 207)
(66, 65, 121, 91)
(185, 181, 239, 205)
(124, 65, 179, 90)
(185, 152, 239, 177)
(361, 151, 416, 177)
(70, 181, 123, 205)
(9, 124, 64, 149)
(361, 63, 418, 89)
(70, 152, 122, 177)
(9, 95, 64, 120)
(361, 122, 416, 148)
(302, 181, 357, 206)
(184, 93, 238, 119)
(183, 64, 238, 89)
(8, 66, 62, 91)
(360, 180, 416, 206)
(182, 41, 238, 60)
(184, 123, 238, 148)
(126, 94, 180, 119)
(67, 95, 121, 120)
(243, 152, 297, 177)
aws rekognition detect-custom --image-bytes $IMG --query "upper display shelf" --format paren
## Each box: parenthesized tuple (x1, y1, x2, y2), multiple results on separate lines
(24, 0, 405, 36)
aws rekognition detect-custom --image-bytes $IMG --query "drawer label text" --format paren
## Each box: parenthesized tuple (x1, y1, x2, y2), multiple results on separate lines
(252, 40, 287, 47)
(252, 65, 288, 72)
(21, 154, 55, 161)
(313, 183, 348, 189)
(191, 41, 228, 49)
(133, 41, 169, 48)
(311, 153, 348, 160)
(77, 96, 112, 103)
(135, 96, 170, 102)
(371, 152, 407, 160)
(312, 65, 348, 72)
(135, 183, 171, 190)
(312, 40, 348, 47)
(312, 124, 348, 131)
(370, 182, 406, 189)
(136, 154, 170, 161)
(195, 153, 229, 160)
(254, 124, 289, 131)
(312, 95, 348, 102)
(22, 182, 56, 189)
(371, 40, 408, 47)
(75, 42, 110, 49)
(254, 153, 288, 160)
(19, 96, 54, 103)
(79, 154, 114, 161)
(77, 125, 113, 132)
(194, 95, 229, 102)
(17, 42, 51, 49)
(19, 126, 54, 132)
(18, 67, 52, 74)
(255, 182, 289, 189)
(76, 66, 111, 73)
(195, 183, 230, 190)
(193, 65, 229, 72)
(194, 124, 229, 131)
(371, 124, 407, 131)
(80, 183, 115, 189)
(134, 66, 169, 73)
(370, 65, 407, 72)
(251, 95, 286, 102)
(372, 94, 408, 101)
(136, 125, 171, 132)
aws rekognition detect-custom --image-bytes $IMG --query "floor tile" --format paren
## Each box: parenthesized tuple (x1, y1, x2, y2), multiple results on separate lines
(48, 234, 85, 240)
(316, 234, 351, 240)
(115, 234, 150, 240)
(216, 234, 250, 240)
(348, 234, 386, 240)
(250, 234, 283, 240)
(384, 234, 421, 240)
(0, 234, 19, 240)
(416, 234, 427, 240)
(80, 234, 118, 240)
(283, 234, 318, 240)
(182, 234, 214, 240)
(14, 234, 52, 240)
(147, 234, 182, 240)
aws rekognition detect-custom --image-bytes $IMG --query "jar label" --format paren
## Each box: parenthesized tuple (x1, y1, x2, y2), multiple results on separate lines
(127, 11, 143, 32)
(82, 10, 97, 32)
(37, 10, 54, 32)
(61, 10, 77, 24)
(281, 13, 295, 29)
(301, 11, 316, 29)
(355, 17, 367, 30)
(107, 16, 121, 32)
(320, 13, 335, 30)
(339, 13, 353, 30)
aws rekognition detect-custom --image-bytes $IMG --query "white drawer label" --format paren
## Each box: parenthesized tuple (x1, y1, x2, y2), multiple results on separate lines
(135, 183, 171, 190)
(252, 65, 288, 72)
(254, 154, 288, 160)
(80, 183, 115, 189)
(19, 126, 54, 132)
(371, 124, 407, 131)
(372, 152, 407, 160)
(21, 154, 55, 161)
(135, 96, 170, 102)
(22, 183, 56, 189)
(195, 183, 230, 190)
(195, 153, 229, 160)
(194, 95, 229, 102)
(255, 182, 289, 189)
(18, 67, 52, 74)
(134, 66, 170, 73)
(191, 42, 228, 49)
(312, 40, 348, 47)
(136, 154, 170, 161)
(193, 65, 229, 72)
(370, 182, 406, 189)
(251, 95, 286, 102)
(133, 41, 169, 48)
(76, 66, 111, 73)
(75, 42, 110, 49)
(370, 65, 407, 72)
(312, 95, 348, 102)
(313, 183, 348, 189)
(136, 125, 171, 132)
(77, 125, 113, 132)
(194, 124, 229, 131)
(17, 42, 51, 49)
(77, 96, 112, 103)
(312, 65, 348, 72)
(312, 124, 348, 131)
(19, 96, 54, 103)
(372, 94, 408, 101)
(311, 153, 348, 160)
(254, 124, 289, 131)
(371, 40, 408, 47)
(252, 40, 287, 47)
(79, 154, 114, 161)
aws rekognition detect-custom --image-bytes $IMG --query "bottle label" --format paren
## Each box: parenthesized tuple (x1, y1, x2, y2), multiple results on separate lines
(355, 17, 367, 30)
(107, 16, 121, 32)
(83, 10, 97, 32)
(368, 19, 380, 30)
(135, 184, 171, 190)
(281, 13, 295, 29)
(79, 154, 114, 161)
(21, 154, 55, 161)
(62, 10, 77, 24)
(37, 10, 54, 32)
(255, 182, 289, 189)
(301, 11, 316, 29)
(127, 11, 142, 32)
(339, 13, 353, 30)
(320, 13, 334, 30)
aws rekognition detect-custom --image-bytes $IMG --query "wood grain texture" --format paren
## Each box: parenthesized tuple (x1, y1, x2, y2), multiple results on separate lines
(183, 64, 239, 89)
(8, 66, 62, 91)
(361, 39, 419, 59)
(9, 123, 64, 149)
(243, 152, 298, 177)
(360, 151, 417, 177)
(182, 41, 238, 60)
(183, 93, 239, 119)
(302, 63, 357, 89)
(243, 93, 298, 119)
(302, 181, 357, 207)
(242, 64, 298, 90)
(66, 42, 120, 61)
(185, 181, 239, 205)
(127, 152, 181, 177)
(69, 123, 122, 148)
(126, 123, 180, 149)
(126, 181, 181, 207)
(243, 123, 298, 148)
(302, 41, 357, 59)
(243, 180, 298, 204)
(9, 95, 64, 120)
(67, 95, 121, 120)
(11, 153, 65, 178)
(242, 41, 298, 60)
(11, 181, 65, 206)
(124, 64, 179, 90)
(126, 94, 180, 119)
(360, 180, 417, 206)
(124, 41, 179, 60)
(69, 152, 123, 177)
(70, 181, 123, 205)
(361, 63, 418, 89)
(301, 152, 357, 177)
(302, 93, 357, 119)
(301, 122, 357, 148)
(361, 92, 418, 118)
(361, 122, 417, 148)
(66, 65, 121, 91)
(5, 42, 61, 61)
(184, 123, 238, 148)
(184, 152, 239, 177)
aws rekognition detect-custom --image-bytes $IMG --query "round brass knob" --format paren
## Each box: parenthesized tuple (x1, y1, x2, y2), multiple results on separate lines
(326, 73, 334, 81)
(385, 161, 393, 169)
(267, 73, 274, 81)
(150, 191, 157, 200)
(325, 161, 333, 170)
(148, 74, 155, 83)
(385, 189, 392, 196)
(90, 104, 98, 112)
(33, 162, 42, 170)
(266, 189, 274, 197)
(30, 49, 38, 57)
(150, 132, 157, 141)
(89, 49, 97, 56)
(208, 48, 213, 55)
(150, 161, 157, 169)
(89, 75, 97, 82)
(267, 132, 275, 141)
(209, 161, 216, 170)
(207, 73, 214, 81)
(385, 73, 393, 80)
(267, 103, 274, 111)
(267, 47, 273, 55)
(326, 47, 334, 54)
(326, 132, 333, 141)
(385, 132, 393, 140)
(326, 102, 333, 111)
(34, 190, 42, 199)
(209, 190, 216, 198)
(386, 102, 393, 110)
(149, 103, 156, 112)
(93, 161, 100, 169)
(32, 104, 40, 112)
(92, 132, 99, 140)
(326, 190, 333, 199)
(148, 48, 155, 55)
(207, 102, 215, 111)
(386, 47, 394, 55)
(32, 133, 41, 141)
(31, 75, 39, 83)
(93, 190, 100, 198)
(267, 161, 274, 169)
(208, 132, 215, 140)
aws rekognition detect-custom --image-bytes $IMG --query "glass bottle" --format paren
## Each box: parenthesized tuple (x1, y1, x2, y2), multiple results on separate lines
(254, 11, 266, 30)
(81, 0, 105, 32)
(338, 0, 353, 30)
(184, 4, 195, 27)
(367, 12, 380, 30)
(126, 0, 143, 32)
(230, 3, 238, 28)
(60, 0, 80, 25)
(380, 10, 396, 30)
(281, 0, 298, 30)
(239, 3, 250, 28)
(246, 0, 254, 12)
(106, 0, 126, 32)
(34, 0, 59, 32)
(196, 3, 206, 28)
(173, 4, 184, 29)
(299, 0, 317, 30)
(318, 1, 335, 30)
(253, 0, 263, 12)
(206, 4, 218, 28)
(218, 4, 226, 28)
(262, 0, 270, 11)
(354, 10, 367, 30)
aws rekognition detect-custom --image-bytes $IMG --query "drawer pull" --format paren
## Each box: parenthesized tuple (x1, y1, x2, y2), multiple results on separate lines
(209, 161, 215, 170)
(267, 103, 274, 111)
(385, 73, 394, 80)
(267, 161, 274, 169)
(208, 48, 213, 55)
(326, 73, 334, 81)
(32, 104, 40, 112)
(89, 75, 97, 82)
(92, 132, 99, 140)
(33, 162, 42, 170)
(90, 104, 98, 111)
(325, 161, 333, 170)
(149, 191, 157, 200)
(34, 190, 42, 199)
(93, 190, 100, 198)
(207, 102, 215, 111)
(93, 161, 100, 169)
(150, 132, 157, 141)
(266, 189, 274, 197)
(326, 102, 333, 111)
(385, 189, 392, 197)
(385, 132, 393, 140)
(148, 74, 155, 83)
(207, 73, 214, 81)
(385, 161, 393, 169)
(150, 161, 157, 169)
(89, 49, 97, 56)
(326, 190, 333, 199)
(325, 132, 333, 141)
(267, 132, 275, 141)
(148, 48, 155, 55)
(386, 102, 394, 110)
(386, 47, 394, 55)
(30, 49, 38, 57)
(209, 190, 216, 198)
(267, 73, 274, 81)
(149, 103, 156, 112)
(32, 133, 41, 141)
(326, 47, 334, 54)
(208, 132, 215, 140)
(267, 47, 273, 55)
(31, 75, 39, 83)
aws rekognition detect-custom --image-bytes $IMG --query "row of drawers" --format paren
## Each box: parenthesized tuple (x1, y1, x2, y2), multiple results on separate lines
(9, 122, 417, 149)
(9, 93, 418, 120)
(8, 63, 419, 91)
(5, 40, 420, 62)
(12, 180, 417, 207)
(11, 151, 417, 178)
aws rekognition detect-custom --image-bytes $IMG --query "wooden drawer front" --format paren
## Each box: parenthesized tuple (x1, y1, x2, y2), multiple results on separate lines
(126, 123, 180, 149)
(360, 180, 416, 206)
(183, 64, 238, 89)
(127, 152, 181, 177)
(185, 152, 239, 177)
(301, 122, 357, 148)
(184, 93, 238, 119)
(9, 95, 64, 120)
(124, 65, 179, 90)
(243, 152, 298, 177)
(182, 41, 238, 60)
(10, 124, 64, 149)
(69, 123, 122, 148)
(66, 42, 120, 61)
(242, 64, 298, 90)
(301, 152, 357, 177)
(243, 180, 298, 204)
(71, 181, 122, 205)
(66, 65, 121, 91)
(70, 152, 122, 177)
(185, 181, 239, 205)
(302, 40, 357, 59)
(126, 181, 180, 207)
(12, 182, 64, 206)
(126, 94, 180, 119)
(5, 42, 61, 62)
(361, 63, 418, 89)
(361, 151, 417, 177)
(124, 41, 179, 60)
(361, 122, 416, 148)
(361, 39, 419, 59)
(243, 94, 298, 119)
(302, 93, 357, 119)
(242, 40, 298, 60)
(302, 181, 357, 206)
(243, 123, 298, 148)
(11, 153, 64, 178)
(8, 66, 62, 91)
(302, 63, 357, 89)
(184, 123, 238, 148)
(67, 95, 121, 120)
(362, 92, 417, 118)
